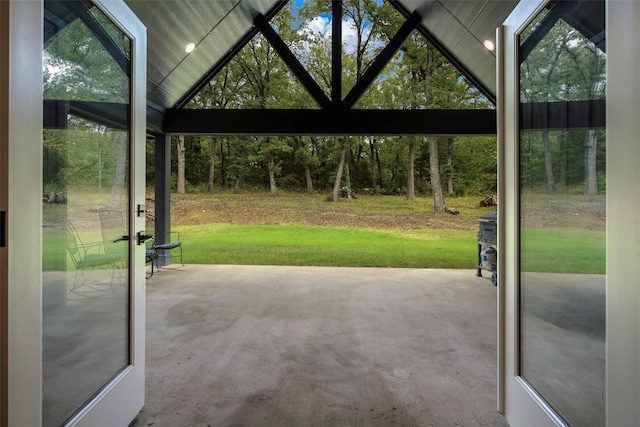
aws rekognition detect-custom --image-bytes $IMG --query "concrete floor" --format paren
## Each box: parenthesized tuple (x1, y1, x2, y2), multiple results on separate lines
(130, 265, 507, 427)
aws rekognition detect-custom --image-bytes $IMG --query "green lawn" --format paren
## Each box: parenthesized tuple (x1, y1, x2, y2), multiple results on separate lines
(175, 223, 480, 269)
(520, 228, 605, 274)
(42, 192, 606, 272)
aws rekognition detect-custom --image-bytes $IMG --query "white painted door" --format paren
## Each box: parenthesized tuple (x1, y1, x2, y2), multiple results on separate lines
(498, 0, 611, 426)
(3, 0, 146, 425)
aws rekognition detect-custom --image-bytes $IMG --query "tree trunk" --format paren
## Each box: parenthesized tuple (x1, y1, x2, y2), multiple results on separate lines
(304, 163, 314, 193)
(558, 138, 566, 187)
(332, 138, 347, 202)
(220, 140, 227, 188)
(393, 153, 401, 190)
(267, 149, 277, 197)
(353, 143, 363, 186)
(429, 136, 445, 212)
(543, 131, 555, 193)
(586, 129, 598, 194)
(370, 138, 378, 193)
(407, 137, 416, 200)
(207, 136, 216, 192)
(446, 137, 454, 196)
(345, 162, 352, 191)
(234, 173, 243, 193)
(177, 134, 186, 194)
(376, 150, 382, 189)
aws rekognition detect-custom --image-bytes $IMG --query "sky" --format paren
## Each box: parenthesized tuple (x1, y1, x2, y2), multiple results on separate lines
(301, 14, 363, 54)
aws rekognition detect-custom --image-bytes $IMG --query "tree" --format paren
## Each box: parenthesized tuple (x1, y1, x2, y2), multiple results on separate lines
(445, 137, 454, 196)
(44, 14, 131, 206)
(407, 137, 416, 200)
(176, 134, 186, 194)
(169, 0, 500, 199)
(188, 63, 245, 193)
(521, 19, 606, 194)
(230, 7, 312, 196)
(207, 136, 216, 192)
(332, 138, 348, 201)
(585, 129, 598, 194)
(428, 136, 445, 211)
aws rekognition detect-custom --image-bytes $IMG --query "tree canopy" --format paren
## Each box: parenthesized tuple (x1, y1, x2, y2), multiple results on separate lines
(153, 0, 498, 201)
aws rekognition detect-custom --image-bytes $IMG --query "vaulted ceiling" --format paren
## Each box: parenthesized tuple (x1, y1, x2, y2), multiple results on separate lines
(125, 0, 519, 110)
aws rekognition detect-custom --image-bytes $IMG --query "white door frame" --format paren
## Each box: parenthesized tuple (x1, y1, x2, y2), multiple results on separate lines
(499, 0, 640, 425)
(3, 1, 147, 425)
(497, 2, 564, 425)
(605, 1, 640, 425)
(0, 1, 9, 426)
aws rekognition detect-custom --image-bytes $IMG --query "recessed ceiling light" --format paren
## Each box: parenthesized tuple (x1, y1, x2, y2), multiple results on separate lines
(185, 42, 196, 53)
(483, 39, 495, 51)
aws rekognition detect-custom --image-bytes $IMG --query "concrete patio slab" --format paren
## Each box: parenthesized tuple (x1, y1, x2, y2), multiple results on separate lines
(130, 265, 507, 427)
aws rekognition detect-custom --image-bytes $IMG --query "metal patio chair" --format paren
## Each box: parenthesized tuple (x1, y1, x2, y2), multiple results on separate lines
(66, 220, 125, 298)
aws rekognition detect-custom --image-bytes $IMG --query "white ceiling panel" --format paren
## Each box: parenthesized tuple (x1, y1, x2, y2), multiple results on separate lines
(125, 0, 518, 108)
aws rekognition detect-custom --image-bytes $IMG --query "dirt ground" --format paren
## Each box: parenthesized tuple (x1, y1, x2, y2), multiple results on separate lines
(145, 191, 606, 232)
(149, 193, 476, 230)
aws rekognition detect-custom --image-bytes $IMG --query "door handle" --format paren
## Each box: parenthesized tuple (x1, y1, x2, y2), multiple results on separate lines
(137, 231, 153, 245)
(113, 235, 130, 243)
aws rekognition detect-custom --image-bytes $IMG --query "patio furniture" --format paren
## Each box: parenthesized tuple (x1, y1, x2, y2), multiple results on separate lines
(152, 228, 183, 269)
(145, 239, 158, 277)
(66, 220, 125, 297)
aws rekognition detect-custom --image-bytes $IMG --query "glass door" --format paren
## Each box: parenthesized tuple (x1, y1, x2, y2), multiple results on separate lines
(499, 1, 607, 426)
(40, 1, 146, 425)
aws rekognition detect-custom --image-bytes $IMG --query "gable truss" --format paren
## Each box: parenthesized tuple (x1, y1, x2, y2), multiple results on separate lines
(162, 1, 494, 136)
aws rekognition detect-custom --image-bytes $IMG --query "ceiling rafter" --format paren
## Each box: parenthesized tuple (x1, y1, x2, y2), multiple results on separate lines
(252, 6, 422, 111)
(342, 10, 422, 109)
(173, 0, 289, 109)
(44, 0, 130, 76)
(331, 0, 342, 106)
(387, 0, 496, 105)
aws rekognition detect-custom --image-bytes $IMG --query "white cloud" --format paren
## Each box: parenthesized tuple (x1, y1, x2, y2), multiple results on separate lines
(307, 15, 331, 35)
(297, 15, 372, 55)
(342, 19, 361, 54)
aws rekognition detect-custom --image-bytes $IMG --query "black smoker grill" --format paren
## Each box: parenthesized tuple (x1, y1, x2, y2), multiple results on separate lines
(476, 211, 497, 286)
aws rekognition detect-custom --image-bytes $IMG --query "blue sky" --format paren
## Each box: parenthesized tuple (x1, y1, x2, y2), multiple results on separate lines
(289, 0, 370, 55)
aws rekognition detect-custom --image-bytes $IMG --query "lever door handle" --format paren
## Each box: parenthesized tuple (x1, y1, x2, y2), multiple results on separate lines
(137, 232, 154, 245)
(113, 235, 130, 243)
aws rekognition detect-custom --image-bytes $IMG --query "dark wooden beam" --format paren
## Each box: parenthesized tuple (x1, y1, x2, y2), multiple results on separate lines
(43, 100, 129, 130)
(388, 0, 496, 105)
(146, 101, 165, 135)
(164, 108, 497, 136)
(342, 10, 422, 110)
(332, 0, 342, 106)
(66, 1, 130, 76)
(520, 99, 605, 130)
(254, 14, 332, 109)
(173, 0, 289, 109)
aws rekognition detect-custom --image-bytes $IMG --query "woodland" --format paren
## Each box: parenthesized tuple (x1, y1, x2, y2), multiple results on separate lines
(43, 0, 606, 209)
(147, 0, 498, 209)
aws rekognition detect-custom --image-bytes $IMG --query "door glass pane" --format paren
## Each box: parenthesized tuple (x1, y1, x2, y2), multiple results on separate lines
(518, 2, 605, 426)
(42, 1, 131, 425)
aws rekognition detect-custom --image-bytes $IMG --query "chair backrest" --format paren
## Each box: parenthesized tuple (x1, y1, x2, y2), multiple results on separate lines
(99, 210, 127, 256)
(66, 220, 84, 268)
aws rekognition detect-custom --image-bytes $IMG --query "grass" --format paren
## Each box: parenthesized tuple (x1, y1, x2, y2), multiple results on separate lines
(42, 191, 607, 272)
(520, 228, 605, 274)
(175, 223, 479, 269)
